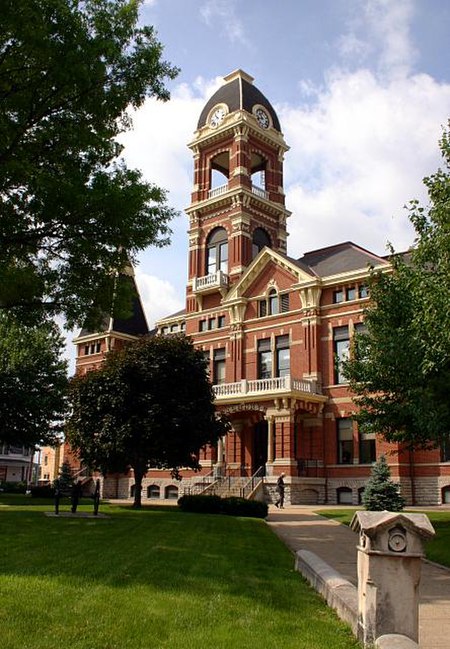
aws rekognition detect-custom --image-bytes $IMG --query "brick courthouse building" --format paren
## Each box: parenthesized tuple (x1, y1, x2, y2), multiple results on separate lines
(73, 70, 450, 506)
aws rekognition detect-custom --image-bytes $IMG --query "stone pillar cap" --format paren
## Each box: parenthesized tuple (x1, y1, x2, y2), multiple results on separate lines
(350, 511, 435, 540)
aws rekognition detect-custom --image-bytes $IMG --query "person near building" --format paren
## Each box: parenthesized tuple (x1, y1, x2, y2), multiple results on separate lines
(275, 473, 285, 508)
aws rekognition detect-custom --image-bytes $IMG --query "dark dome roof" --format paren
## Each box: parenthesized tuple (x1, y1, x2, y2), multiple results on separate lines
(197, 70, 281, 132)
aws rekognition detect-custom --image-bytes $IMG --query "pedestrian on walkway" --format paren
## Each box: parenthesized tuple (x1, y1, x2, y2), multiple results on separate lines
(275, 473, 285, 508)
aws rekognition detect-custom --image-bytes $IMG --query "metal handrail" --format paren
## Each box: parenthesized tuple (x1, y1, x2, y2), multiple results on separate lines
(241, 466, 265, 499)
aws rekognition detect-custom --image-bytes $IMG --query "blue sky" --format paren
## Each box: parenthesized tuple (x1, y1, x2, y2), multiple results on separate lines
(68, 0, 450, 368)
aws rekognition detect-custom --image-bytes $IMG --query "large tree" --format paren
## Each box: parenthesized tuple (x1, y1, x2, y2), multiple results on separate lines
(66, 335, 229, 508)
(0, 313, 68, 447)
(343, 123, 450, 449)
(0, 0, 178, 327)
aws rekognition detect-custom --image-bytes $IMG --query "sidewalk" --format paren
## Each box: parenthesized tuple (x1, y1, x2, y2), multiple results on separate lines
(267, 505, 450, 649)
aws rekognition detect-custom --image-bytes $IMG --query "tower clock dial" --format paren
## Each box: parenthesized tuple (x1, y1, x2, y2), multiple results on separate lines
(210, 107, 226, 128)
(255, 107, 270, 129)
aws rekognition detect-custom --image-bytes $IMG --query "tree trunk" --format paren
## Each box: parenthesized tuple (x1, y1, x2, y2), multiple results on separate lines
(133, 466, 144, 509)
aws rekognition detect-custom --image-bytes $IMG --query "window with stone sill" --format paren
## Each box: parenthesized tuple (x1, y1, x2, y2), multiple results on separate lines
(346, 287, 356, 301)
(333, 325, 350, 384)
(213, 348, 226, 384)
(337, 418, 353, 464)
(359, 431, 376, 464)
(441, 435, 450, 462)
(359, 284, 369, 298)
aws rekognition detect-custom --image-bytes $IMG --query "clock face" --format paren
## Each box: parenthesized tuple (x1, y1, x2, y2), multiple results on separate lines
(255, 108, 270, 129)
(210, 107, 225, 128)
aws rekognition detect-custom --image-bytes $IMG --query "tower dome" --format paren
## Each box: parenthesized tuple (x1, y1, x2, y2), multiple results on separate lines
(197, 69, 281, 132)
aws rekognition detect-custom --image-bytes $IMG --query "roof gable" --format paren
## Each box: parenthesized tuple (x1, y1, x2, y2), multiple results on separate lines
(224, 247, 314, 302)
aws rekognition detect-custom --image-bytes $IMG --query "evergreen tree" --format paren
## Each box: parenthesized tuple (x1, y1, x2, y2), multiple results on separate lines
(362, 455, 405, 511)
(57, 460, 74, 493)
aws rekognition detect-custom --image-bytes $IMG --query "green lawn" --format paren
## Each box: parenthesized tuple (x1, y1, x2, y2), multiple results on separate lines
(0, 495, 360, 649)
(317, 508, 450, 568)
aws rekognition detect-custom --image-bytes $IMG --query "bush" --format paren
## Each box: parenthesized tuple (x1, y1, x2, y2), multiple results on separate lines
(0, 481, 27, 494)
(363, 455, 405, 512)
(178, 494, 268, 518)
(30, 485, 55, 498)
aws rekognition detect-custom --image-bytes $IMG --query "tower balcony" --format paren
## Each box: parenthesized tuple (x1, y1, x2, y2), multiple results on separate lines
(207, 183, 269, 201)
(192, 270, 229, 294)
(213, 375, 324, 403)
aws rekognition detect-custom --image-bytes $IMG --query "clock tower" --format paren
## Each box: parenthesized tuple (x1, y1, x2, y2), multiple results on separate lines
(185, 69, 290, 326)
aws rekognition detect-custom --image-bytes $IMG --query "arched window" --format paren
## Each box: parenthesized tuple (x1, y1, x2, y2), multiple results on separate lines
(358, 487, 365, 505)
(165, 485, 179, 500)
(268, 288, 279, 315)
(147, 484, 160, 499)
(442, 486, 450, 504)
(206, 227, 228, 275)
(210, 151, 230, 191)
(252, 228, 271, 258)
(337, 486, 353, 504)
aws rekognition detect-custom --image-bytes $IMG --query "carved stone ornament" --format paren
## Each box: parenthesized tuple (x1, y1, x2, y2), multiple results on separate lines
(388, 526, 408, 553)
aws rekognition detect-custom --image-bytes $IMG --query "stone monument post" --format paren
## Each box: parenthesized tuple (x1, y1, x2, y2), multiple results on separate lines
(350, 511, 435, 647)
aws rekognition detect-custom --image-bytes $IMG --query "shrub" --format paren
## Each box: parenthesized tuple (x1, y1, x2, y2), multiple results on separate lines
(177, 494, 222, 514)
(30, 485, 55, 498)
(363, 455, 405, 511)
(178, 494, 268, 519)
(0, 481, 27, 494)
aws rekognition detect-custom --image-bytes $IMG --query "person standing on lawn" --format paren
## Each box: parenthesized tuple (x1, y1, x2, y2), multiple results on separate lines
(275, 473, 285, 508)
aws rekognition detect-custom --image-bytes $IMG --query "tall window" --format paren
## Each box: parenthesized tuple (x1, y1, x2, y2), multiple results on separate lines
(276, 335, 290, 377)
(268, 289, 279, 315)
(202, 351, 211, 379)
(441, 434, 450, 462)
(359, 431, 376, 464)
(257, 339, 272, 379)
(206, 228, 228, 275)
(333, 325, 350, 384)
(252, 227, 271, 258)
(337, 418, 353, 464)
(213, 348, 226, 384)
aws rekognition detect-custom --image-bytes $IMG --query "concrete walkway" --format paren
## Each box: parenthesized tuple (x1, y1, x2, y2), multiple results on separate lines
(267, 505, 450, 649)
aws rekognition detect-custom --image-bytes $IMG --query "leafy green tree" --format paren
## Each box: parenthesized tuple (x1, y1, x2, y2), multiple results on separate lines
(343, 123, 450, 449)
(67, 335, 229, 508)
(0, 313, 68, 447)
(0, 0, 178, 327)
(362, 455, 405, 511)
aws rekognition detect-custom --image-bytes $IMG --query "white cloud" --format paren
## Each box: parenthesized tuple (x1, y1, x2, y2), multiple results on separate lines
(135, 271, 184, 329)
(277, 0, 450, 258)
(200, 0, 250, 48)
(281, 68, 450, 258)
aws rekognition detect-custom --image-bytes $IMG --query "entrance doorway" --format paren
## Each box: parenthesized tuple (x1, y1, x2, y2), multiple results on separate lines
(253, 420, 268, 475)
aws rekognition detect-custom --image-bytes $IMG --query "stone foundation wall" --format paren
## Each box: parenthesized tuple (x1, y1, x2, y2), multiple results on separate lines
(103, 476, 190, 501)
(412, 476, 450, 505)
(264, 479, 326, 505)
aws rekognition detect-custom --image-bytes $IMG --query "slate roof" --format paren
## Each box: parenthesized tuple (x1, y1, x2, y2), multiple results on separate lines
(78, 273, 148, 338)
(295, 242, 389, 278)
(158, 308, 186, 322)
(197, 70, 281, 132)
